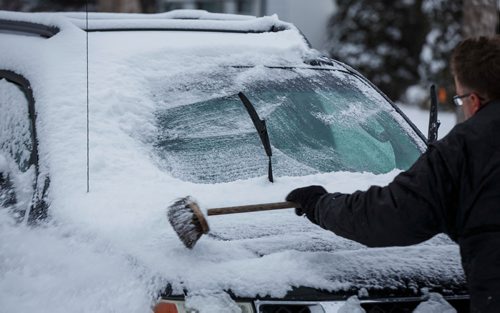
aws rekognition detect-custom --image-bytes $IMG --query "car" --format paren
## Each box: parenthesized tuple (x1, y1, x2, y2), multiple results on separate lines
(0, 9, 468, 313)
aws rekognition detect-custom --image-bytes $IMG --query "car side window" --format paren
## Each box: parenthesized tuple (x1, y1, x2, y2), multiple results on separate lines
(0, 77, 36, 218)
(0, 154, 17, 209)
(0, 78, 34, 171)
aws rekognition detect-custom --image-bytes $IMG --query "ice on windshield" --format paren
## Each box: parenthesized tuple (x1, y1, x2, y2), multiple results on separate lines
(151, 67, 422, 183)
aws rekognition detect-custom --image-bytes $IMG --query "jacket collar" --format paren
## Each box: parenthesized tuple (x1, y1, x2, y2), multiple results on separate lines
(476, 98, 500, 115)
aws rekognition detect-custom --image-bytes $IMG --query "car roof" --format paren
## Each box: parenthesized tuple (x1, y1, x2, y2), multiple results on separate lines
(0, 10, 303, 39)
(1, 9, 346, 74)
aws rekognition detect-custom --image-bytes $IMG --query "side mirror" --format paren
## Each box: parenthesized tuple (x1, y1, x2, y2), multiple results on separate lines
(427, 85, 441, 144)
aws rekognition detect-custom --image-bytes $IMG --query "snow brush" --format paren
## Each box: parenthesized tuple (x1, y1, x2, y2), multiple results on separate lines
(167, 197, 299, 249)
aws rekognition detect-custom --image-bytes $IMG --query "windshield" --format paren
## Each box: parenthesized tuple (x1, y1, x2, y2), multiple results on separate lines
(152, 67, 423, 183)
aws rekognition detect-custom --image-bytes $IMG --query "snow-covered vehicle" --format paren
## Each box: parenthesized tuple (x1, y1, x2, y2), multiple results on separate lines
(0, 10, 468, 313)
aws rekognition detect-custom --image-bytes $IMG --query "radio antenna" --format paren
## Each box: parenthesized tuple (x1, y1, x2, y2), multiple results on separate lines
(86, 0, 90, 193)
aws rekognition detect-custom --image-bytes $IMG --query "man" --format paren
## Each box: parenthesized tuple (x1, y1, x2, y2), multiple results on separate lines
(286, 36, 500, 312)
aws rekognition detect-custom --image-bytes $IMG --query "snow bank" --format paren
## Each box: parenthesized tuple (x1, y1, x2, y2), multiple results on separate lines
(398, 103, 456, 139)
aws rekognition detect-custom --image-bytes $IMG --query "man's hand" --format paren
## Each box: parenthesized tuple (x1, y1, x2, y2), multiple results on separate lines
(286, 185, 327, 224)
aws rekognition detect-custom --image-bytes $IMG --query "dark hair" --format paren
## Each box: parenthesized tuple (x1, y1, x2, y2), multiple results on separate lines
(451, 36, 500, 100)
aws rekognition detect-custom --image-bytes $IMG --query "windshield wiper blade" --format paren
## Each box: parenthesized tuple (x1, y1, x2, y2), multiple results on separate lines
(237, 92, 274, 183)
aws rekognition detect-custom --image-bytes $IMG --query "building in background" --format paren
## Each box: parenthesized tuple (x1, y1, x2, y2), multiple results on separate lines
(266, 0, 335, 51)
(159, 0, 265, 16)
(158, 0, 335, 50)
(98, 0, 141, 13)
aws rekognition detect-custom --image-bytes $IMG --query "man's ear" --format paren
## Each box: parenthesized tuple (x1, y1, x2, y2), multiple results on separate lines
(470, 93, 483, 114)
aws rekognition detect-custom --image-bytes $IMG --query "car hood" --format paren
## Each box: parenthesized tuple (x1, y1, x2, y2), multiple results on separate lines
(48, 169, 465, 300)
(208, 210, 465, 298)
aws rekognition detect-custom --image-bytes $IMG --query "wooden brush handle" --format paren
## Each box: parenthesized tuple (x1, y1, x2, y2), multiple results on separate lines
(207, 201, 299, 216)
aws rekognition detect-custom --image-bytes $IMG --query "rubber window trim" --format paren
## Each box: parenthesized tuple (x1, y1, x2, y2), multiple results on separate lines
(0, 19, 59, 38)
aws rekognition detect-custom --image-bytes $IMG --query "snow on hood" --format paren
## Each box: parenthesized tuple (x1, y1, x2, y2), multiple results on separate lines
(0, 11, 462, 313)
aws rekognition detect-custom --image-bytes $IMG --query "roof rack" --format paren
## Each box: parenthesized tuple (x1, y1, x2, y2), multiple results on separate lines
(60, 10, 292, 34)
(0, 10, 295, 37)
(62, 10, 254, 21)
(0, 19, 59, 38)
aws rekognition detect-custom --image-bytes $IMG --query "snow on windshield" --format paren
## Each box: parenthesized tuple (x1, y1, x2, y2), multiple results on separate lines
(151, 66, 424, 183)
(0, 13, 461, 313)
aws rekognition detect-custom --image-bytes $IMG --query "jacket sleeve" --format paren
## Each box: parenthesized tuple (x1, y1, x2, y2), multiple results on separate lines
(315, 137, 461, 247)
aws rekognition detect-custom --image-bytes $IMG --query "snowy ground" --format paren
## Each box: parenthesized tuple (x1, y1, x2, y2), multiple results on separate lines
(397, 103, 457, 140)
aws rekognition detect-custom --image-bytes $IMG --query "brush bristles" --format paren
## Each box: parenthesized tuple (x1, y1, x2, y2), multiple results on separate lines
(167, 197, 205, 249)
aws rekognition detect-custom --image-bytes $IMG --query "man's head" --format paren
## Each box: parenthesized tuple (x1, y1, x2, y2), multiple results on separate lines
(451, 36, 500, 119)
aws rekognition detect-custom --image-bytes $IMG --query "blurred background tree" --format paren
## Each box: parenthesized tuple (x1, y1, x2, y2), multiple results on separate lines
(417, 0, 462, 108)
(327, 0, 465, 108)
(463, 0, 498, 37)
(327, 0, 498, 111)
(327, 0, 429, 102)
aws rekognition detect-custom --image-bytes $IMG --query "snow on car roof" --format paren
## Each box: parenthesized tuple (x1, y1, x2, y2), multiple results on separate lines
(0, 10, 460, 313)
(0, 10, 313, 65)
(62, 9, 256, 21)
(0, 9, 299, 36)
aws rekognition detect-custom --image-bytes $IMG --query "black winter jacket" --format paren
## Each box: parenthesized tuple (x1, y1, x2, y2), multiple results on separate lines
(314, 100, 500, 312)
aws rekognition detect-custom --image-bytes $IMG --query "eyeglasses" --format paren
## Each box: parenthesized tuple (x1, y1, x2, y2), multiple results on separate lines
(452, 93, 471, 106)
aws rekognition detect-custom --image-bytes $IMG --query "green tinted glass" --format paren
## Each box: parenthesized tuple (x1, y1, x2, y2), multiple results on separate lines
(153, 68, 423, 183)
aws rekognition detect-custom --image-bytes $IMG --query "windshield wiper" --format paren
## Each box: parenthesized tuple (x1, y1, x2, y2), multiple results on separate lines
(237, 92, 274, 183)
